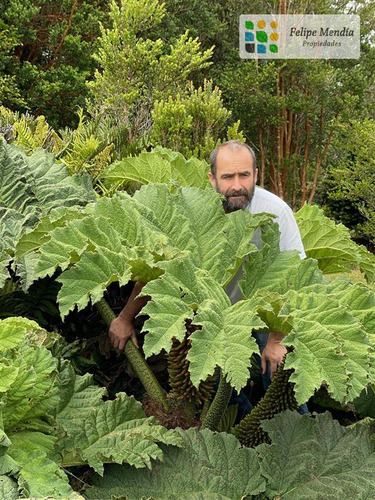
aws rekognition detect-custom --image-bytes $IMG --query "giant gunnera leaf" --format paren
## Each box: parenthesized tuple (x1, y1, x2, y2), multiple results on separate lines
(56, 363, 182, 476)
(259, 410, 375, 499)
(19, 185, 268, 317)
(86, 428, 266, 500)
(100, 148, 210, 192)
(0, 317, 182, 497)
(141, 255, 265, 392)
(0, 139, 95, 288)
(296, 204, 360, 274)
(237, 225, 375, 405)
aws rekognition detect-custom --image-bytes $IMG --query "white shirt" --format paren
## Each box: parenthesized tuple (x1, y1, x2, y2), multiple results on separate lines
(249, 187, 306, 258)
(226, 187, 306, 303)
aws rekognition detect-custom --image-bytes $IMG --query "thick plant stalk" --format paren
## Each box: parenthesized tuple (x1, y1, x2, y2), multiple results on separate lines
(96, 298, 169, 411)
(201, 370, 232, 431)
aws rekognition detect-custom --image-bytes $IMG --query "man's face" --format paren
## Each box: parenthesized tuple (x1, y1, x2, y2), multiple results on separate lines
(208, 147, 258, 212)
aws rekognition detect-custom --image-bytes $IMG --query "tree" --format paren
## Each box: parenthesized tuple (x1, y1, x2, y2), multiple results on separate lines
(87, 0, 213, 146)
(0, 0, 108, 128)
(151, 80, 244, 159)
(0, 20, 26, 108)
(319, 119, 375, 248)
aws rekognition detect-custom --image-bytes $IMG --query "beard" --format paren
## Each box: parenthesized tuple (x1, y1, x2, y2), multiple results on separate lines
(222, 184, 256, 213)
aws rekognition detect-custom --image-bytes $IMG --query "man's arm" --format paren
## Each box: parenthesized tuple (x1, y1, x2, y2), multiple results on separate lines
(261, 332, 287, 379)
(108, 282, 150, 351)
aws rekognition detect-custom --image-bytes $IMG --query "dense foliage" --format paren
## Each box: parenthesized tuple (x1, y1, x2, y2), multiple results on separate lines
(0, 317, 181, 498)
(1, 0, 375, 498)
(0, 138, 375, 498)
(320, 119, 375, 247)
(0, 0, 109, 128)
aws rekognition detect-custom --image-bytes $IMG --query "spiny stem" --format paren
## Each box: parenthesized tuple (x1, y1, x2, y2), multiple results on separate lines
(201, 370, 232, 431)
(95, 298, 169, 411)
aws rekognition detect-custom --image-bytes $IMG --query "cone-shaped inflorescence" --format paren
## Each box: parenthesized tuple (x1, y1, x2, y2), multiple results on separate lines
(234, 358, 298, 447)
(168, 319, 215, 404)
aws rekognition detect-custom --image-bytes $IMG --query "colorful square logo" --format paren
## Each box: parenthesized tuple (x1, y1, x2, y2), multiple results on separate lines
(240, 15, 360, 59)
(243, 18, 279, 55)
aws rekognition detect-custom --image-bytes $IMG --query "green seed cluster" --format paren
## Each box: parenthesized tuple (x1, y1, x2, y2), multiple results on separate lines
(234, 360, 298, 447)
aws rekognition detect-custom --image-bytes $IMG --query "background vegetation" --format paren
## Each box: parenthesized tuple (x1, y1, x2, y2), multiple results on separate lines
(1, 0, 374, 245)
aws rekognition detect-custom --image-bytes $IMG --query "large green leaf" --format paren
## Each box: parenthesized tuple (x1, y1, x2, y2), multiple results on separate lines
(0, 476, 18, 500)
(282, 288, 371, 404)
(59, 393, 182, 476)
(142, 256, 265, 392)
(56, 362, 182, 475)
(132, 184, 268, 286)
(0, 139, 95, 217)
(296, 204, 360, 274)
(0, 139, 95, 287)
(259, 411, 375, 499)
(22, 196, 172, 314)
(19, 185, 266, 318)
(236, 229, 374, 404)
(86, 428, 265, 500)
(100, 148, 210, 190)
(239, 223, 326, 299)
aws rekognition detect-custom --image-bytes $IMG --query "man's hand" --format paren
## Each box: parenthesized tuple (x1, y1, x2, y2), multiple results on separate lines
(261, 332, 287, 379)
(108, 282, 148, 351)
(108, 315, 139, 351)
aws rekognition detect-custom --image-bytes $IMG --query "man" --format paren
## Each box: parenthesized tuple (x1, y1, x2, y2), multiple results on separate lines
(208, 140, 306, 380)
(109, 140, 306, 382)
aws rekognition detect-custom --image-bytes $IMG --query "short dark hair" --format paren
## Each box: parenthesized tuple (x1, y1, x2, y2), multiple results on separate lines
(210, 140, 257, 176)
